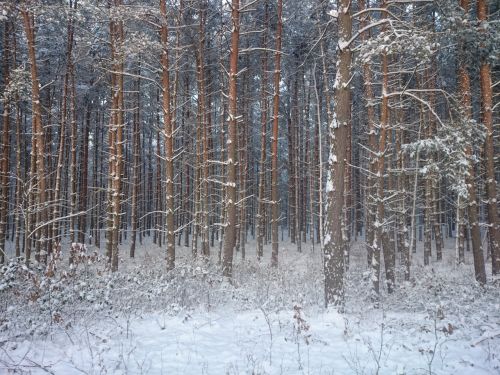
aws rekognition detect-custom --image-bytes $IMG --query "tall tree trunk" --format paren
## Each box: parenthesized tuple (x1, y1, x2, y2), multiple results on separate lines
(50, 3, 76, 251)
(91, 110, 101, 248)
(197, 5, 210, 259)
(270, 0, 282, 267)
(312, 65, 324, 250)
(21, 7, 48, 264)
(426, 63, 443, 263)
(155, 130, 163, 248)
(324, 0, 351, 307)
(455, 0, 467, 266)
(11, 28, 22, 258)
(222, 0, 240, 277)
(433, 180, 443, 261)
(238, 52, 249, 259)
(78, 104, 90, 244)
(107, 1, 124, 272)
(372, 48, 390, 296)
(396, 121, 410, 281)
(293, 77, 302, 253)
(477, 0, 499, 276)
(359, 0, 377, 268)
(14, 94, 22, 258)
(160, 0, 176, 269)
(130, 70, 141, 258)
(183, 76, 191, 248)
(256, 1, 269, 260)
(69, 70, 78, 247)
(287, 106, 296, 244)
(0, 22, 11, 264)
(423, 109, 432, 267)
(106, 17, 117, 262)
(456, 0, 486, 283)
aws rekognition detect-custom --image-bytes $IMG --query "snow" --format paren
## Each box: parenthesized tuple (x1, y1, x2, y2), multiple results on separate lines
(328, 10, 338, 18)
(323, 233, 331, 246)
(1, 239, 499, 374)
(4, 304, 498, 374)
(338, 39, 349, 51)
(325, 177, 333, 193)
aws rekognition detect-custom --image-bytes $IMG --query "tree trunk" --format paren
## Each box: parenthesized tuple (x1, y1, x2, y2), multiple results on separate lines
(477, 0, 499, 276)
(359, 0, 376, 268)
(324, 0, 351, 308)
(256, 1, 269, 260)
(69, 70, 78, 247)
(160, 0, 176, 269)
(372, 49, 390, 296)
(222, 0, 240, 277)
(0, 23, 11, 264)
(457, 0, 486, 283)
(270, 0, 282, 267)
(312, 66, 324, 250)
(78, 104, 90, 244)
(130, 70, 141, 258)
(22, 7, 48, 264)
(107, 2, 124, 272)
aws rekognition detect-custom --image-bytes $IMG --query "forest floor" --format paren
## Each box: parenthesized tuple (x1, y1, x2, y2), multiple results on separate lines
(1, 236, 499, 374)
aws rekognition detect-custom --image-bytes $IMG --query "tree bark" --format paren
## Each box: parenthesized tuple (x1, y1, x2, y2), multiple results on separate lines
(222, 0, 240, 277)
(107, 0, 124, 272)
(160, 0, 176, 269)
(0, 22, 11, 264)
(324, 0, 351, 308)
(359, 0, 377, 268)
(477, 0, 499, 276)
(256, 1, 269, 260)
(78, 104, 90, 244)
(456, 0, 486, 283)
(270, 0, 283, 267)
(21, 7, 48, 264)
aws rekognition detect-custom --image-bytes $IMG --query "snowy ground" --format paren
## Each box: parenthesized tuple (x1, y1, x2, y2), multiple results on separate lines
(1, 237, 499, 374)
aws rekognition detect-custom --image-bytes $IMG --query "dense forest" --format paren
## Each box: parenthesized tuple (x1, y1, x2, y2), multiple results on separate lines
(1, 0, 498, 299)
(0, 0, 499, 373)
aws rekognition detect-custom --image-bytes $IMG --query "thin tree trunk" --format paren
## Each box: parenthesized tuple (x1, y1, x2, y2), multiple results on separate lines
(107, 2, 124, 272)
(78, 104, 90, 244)
(238, 53, 249, 259)
(155, 131, 163, 248)
(112, 12, 124, 272)
(477, 0, 499, 276)
(359, 0, 376, 268)
(69, 70, 78, 247)
(372, 48, 390, 296)
(292, 77, 301, 252)
(21, 7, 48, 264)
(457, 0, 486, 283)
(160, 0, 176, 269)
(92, 110, 101, 248)
(312, 66, 324, 250)
(256, 1, 269, 260)
(426, 62, 443, 262)
(130, 71, 140, 258)
(105, 15, 117, 262)
(270, 0, 282, 267)
(324, 0, 351, 308)
(14, 92, 22, 258)
(222, 0, 240, 277)
(0, 23, 11, 264)
(287, 107, 296, 244)
(53, 74, 69, 245)
(396, 123, 410, 281)
(199, 16, 211, 259)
